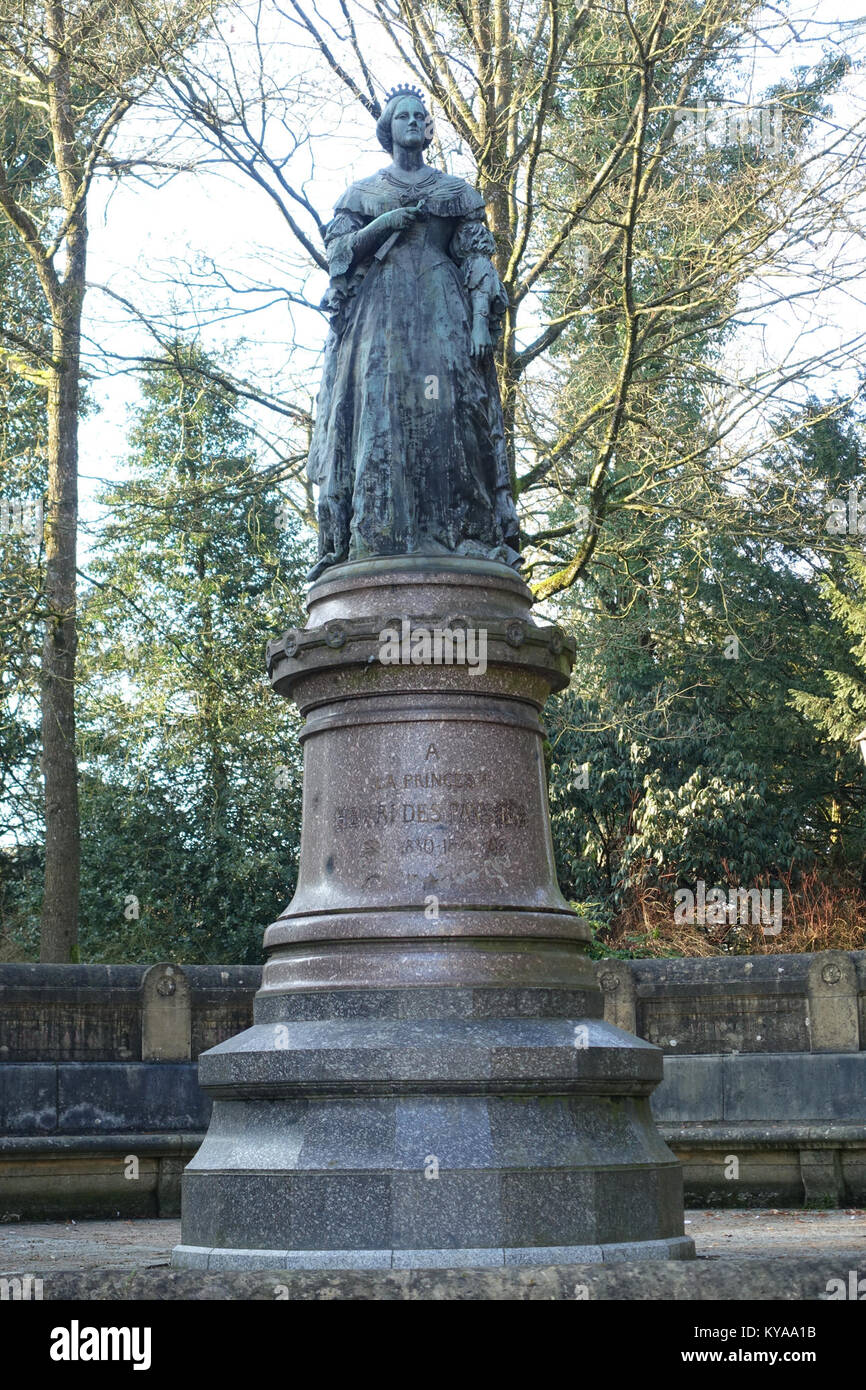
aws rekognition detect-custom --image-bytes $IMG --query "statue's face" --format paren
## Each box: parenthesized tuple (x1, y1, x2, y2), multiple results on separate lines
(391, 97, 427, 151)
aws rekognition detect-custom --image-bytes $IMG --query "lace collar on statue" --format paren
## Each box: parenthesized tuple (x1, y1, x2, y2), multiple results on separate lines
(335, 167, 485, 219)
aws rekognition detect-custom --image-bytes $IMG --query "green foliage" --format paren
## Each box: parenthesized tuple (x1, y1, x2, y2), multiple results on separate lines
(4, 340, 314, 962)
(76, 772, 296, 963)
(547, 399, 866, 919)
(77, 343, 314, 961)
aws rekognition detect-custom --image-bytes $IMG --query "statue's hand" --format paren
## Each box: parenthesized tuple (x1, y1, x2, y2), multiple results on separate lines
(383, 205, 421, 232)
(470, 317, 492, 359)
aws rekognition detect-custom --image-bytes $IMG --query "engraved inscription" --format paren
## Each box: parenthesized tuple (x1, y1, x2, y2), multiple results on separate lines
(334, 803, 397, 830)
(331, 749, 533, 891)
(373, 769, 491, 791)
(334, 798, 527, 832)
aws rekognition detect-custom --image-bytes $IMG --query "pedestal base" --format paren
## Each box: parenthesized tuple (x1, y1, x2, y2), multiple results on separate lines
(175, 560, 693, 1268)
(172, 1002, 693, 1268)
(173, 1238, 695, 1270)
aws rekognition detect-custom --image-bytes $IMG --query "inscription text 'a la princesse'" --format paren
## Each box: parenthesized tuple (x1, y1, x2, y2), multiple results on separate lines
(374, 770, 487, 791)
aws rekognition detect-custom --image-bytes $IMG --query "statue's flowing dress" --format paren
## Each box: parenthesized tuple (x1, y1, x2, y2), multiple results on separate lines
(307, 166, 520, 576)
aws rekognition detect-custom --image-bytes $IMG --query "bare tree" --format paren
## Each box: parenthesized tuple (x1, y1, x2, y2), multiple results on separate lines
(0, 0, 215, 960)
(142, 0, 866, 601)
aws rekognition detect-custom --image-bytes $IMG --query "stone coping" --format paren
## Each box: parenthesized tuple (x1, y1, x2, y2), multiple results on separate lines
(19, 1257, 865, 1300)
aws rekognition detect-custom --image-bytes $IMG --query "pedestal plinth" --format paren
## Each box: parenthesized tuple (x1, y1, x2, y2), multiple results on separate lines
(172, 558, 693, 1268)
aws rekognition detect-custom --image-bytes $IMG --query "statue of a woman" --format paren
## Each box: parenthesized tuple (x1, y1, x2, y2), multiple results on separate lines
(306, 84, 521, 580)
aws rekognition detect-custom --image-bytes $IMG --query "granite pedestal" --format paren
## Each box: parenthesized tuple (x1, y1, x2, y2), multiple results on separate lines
(172, 558, 693, 1268)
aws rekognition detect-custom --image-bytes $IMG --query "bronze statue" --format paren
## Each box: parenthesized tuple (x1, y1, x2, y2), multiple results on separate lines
(307, 84, 521, 580)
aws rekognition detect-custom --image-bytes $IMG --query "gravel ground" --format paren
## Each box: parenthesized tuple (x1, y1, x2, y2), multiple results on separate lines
(0, 1209, 863, 1277)
(684, 1208, 866, 1258)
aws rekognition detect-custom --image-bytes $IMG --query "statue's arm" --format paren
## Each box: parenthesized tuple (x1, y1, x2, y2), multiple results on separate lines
(449, 211, 509, 357)
(349, 207, 418, 266)
(324, 204, 420, 276)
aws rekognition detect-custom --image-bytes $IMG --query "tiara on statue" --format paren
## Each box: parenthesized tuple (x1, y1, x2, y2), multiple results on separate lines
(384, 83, 426, 106)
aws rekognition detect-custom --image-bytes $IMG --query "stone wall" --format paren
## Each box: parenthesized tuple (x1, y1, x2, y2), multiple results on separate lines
(0, 963, 260, 1063)
(6, 952, 861, 1064)
(0, 963, 259, 1219)
(1, 952, 864, 1217)
(598, 951, 866, 1208)
(598, 952, 864, 1054)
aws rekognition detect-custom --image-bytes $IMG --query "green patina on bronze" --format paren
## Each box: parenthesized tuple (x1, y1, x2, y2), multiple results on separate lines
(307, 88, 521, 581)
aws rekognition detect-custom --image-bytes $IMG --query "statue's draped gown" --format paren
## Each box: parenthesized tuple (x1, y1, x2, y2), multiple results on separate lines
(307, 167, 521, 576)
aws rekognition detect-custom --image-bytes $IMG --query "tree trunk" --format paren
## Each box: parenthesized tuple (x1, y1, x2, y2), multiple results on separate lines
(39, 311, 81, 961)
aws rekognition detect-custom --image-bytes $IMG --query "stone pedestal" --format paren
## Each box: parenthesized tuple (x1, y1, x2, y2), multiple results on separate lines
(172, 558, 693, 1268)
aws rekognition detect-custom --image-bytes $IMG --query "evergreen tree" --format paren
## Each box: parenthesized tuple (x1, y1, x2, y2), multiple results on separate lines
(71, 342, 313, 962)
(547, 399, 866, 932)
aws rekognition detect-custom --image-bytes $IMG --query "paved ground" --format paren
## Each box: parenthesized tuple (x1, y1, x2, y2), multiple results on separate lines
(685, 1208, 865, 1259)
(0, 1209, 863, 1276)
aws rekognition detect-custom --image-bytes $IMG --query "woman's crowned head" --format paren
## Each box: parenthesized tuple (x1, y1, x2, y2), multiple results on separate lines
(376, 84, 434, 153)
